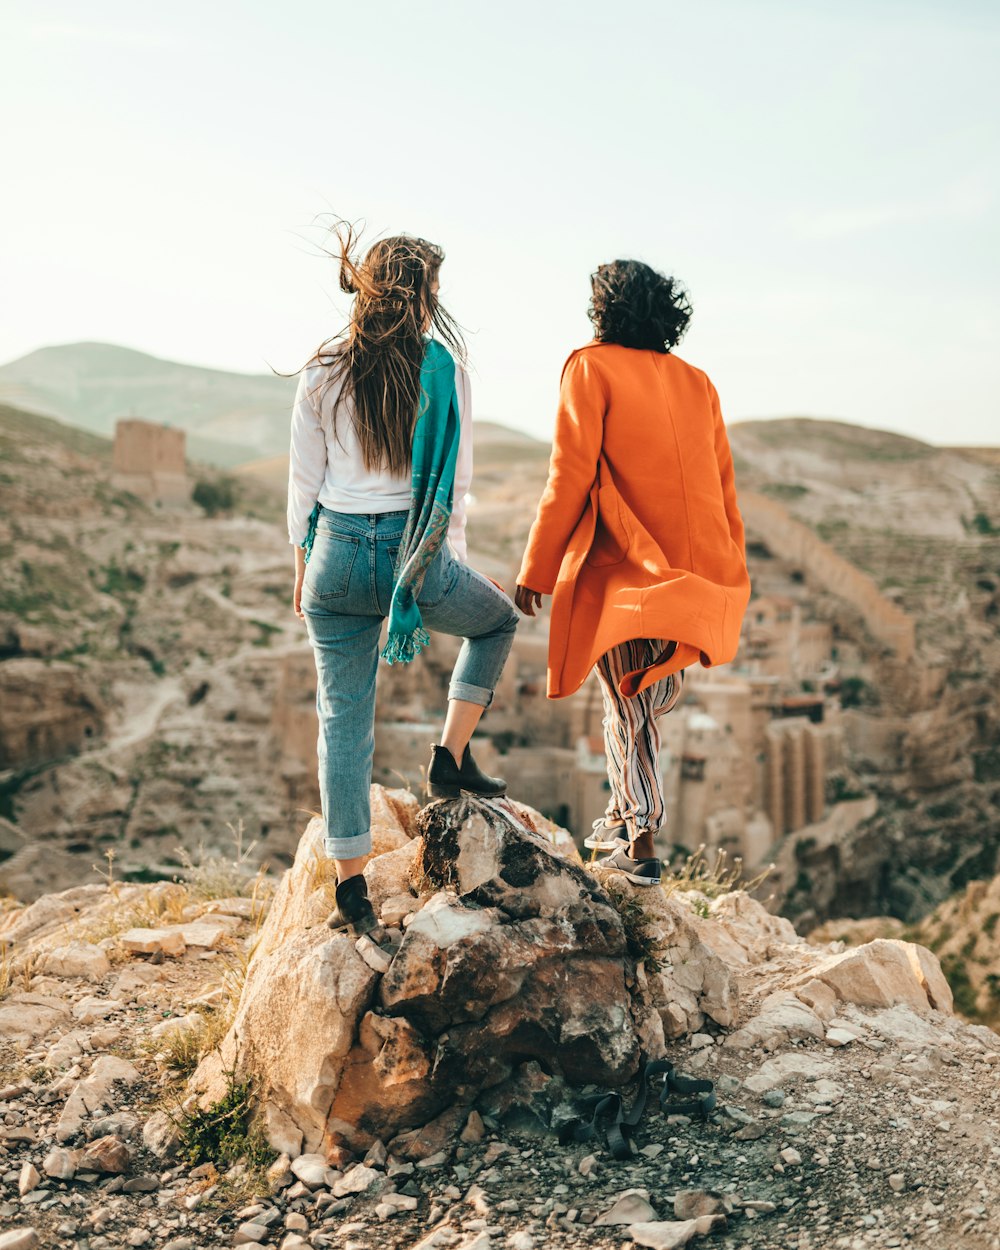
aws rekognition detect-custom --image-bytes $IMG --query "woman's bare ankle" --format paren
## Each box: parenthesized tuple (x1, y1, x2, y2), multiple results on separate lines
(629, 831, 655, 860)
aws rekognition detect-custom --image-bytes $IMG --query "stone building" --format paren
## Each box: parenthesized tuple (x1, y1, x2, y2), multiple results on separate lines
(740, 595, 834, 684)
(112, 418, 188, 504)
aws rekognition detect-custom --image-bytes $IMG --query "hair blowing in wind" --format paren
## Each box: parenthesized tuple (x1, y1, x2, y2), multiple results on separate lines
(309, 224, 466, 476)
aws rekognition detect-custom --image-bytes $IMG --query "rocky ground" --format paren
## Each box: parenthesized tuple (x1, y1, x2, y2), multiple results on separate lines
(1, 793, 998, 1250)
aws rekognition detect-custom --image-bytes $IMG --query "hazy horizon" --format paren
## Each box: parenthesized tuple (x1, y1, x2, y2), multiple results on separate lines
(7, 336, 999, 453)
(2, 0, 998, 446)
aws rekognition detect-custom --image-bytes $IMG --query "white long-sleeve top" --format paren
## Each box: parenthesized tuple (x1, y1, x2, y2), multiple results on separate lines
(286, 348, 473, 562)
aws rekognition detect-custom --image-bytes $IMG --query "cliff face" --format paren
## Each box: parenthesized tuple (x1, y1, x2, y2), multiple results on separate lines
(1, 787, 997, 1249)
(730, 420, 1000, 926)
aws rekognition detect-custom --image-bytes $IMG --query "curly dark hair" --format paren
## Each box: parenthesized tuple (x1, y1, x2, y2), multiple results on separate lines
(588, 259, 693, 353)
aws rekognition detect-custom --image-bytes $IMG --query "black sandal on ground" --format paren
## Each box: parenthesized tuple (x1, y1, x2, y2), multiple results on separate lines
(558, 1056, 717, 1160)
(427, 744, 507, 799)
(326, 874, 377, 936)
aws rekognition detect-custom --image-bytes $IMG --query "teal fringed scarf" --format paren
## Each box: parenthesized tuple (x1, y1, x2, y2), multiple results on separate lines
(300, 339, 460, 666)
(381, 339, 461, 663)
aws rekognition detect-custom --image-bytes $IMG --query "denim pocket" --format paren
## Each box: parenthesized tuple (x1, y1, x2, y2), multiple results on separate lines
(306, 531, 359, 600)
(416, 546, 460, 608)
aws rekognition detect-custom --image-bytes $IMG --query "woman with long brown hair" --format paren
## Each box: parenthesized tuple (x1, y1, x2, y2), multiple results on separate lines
(288, 229, 516, 935)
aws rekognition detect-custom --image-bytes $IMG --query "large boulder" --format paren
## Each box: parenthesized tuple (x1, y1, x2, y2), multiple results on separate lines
(787, 937, 954, 1014)
(190, 793, 663, 1155)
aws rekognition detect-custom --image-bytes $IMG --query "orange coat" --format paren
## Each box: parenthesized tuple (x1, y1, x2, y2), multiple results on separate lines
(517, 342, 751, 699)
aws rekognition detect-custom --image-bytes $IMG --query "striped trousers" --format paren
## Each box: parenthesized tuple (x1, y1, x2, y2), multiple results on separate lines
(594, 639, 684, 837)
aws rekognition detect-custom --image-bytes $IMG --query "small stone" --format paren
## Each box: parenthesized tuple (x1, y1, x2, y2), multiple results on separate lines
(629, 1219, 725, 1250)
(781, 1111, 818, 1130)
(120, 927, 186, 957)
(355, 935, 392, 974)
(42, 1147, 77, 1180)
(126, 1232, 150, 1247)
(161, 1239, 196, 1250)
(18, 1163, 41, 1196)
(578, 1153, 599, 1176)
(77, 1135, 130, 1174)
(731, 1122, 768, 1142)
(121, 1170, 158, 1190)
(640, 1145, 664, 1160)
(142, 1109, 181, 1159)
(378, 893, 415, 927)
(267, 1152, 293, 1192)
(41, 942, 111, 981)
(460, 1111, 485, 1144)
(780, 1147, 802, 1166)
(150, 1012, 203, 1040)
(825, 1027, 858, 1047)
(290, 1153, 337, 1189)
(889, 1173, 906, 1192)
(689, 1033, 714, 1049)
(332, 1164, 381, 1196)
(233, 1225, 268, 1246)
(363, 1138, 388, 1168)
(674, 1190, 728, 1219)
(595, 1189, 658, 1225)
(762, 1089, 786, 1108)
(415, 1149, 450, 1168)
(0, 1232, 41, 1250)
(510, 1235, 533, 1250)
(177, 921, 233, 948)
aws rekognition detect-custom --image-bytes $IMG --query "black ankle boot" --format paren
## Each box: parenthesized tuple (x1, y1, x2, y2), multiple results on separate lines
(326, 874, 377, 935)
(427, 744, 507, 799)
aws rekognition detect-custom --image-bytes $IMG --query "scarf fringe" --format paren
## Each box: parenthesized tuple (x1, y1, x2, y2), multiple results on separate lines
(380, 626, 431, 665)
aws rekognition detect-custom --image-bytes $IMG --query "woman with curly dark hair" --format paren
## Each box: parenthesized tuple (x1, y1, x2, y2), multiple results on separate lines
(515, 259, 750, 886)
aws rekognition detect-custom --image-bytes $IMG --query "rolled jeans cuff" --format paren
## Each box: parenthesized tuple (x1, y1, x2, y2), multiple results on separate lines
(324, 830, 372, 860)
(448, 679, 494, 709)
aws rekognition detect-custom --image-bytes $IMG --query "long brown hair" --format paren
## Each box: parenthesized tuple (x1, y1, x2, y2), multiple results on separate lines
(310, 225, 466, 475)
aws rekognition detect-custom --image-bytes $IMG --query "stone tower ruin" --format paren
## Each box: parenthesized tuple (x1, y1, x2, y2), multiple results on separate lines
(112, 418, 188, 504)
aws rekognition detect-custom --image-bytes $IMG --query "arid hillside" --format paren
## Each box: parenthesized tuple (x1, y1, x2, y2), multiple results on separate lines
(0, 403, 304, 898)
(0, 342, 294, 465)
(2, 396, 999, 954)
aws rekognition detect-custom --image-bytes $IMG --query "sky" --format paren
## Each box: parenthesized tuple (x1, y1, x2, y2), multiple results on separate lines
(2, 0, 998, 445)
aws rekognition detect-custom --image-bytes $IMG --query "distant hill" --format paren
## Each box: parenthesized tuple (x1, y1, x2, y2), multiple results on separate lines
(0, 342, 294, 466)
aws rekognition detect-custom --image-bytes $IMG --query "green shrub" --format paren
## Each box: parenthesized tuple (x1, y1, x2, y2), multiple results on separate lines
(174, 1070, 273, 1170)
(193, 478, 237, 516)
(940, 954, 978, 1019)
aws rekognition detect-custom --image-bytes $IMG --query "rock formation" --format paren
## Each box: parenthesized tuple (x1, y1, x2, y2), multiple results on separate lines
(1, 784, 998, 1248)
(190, 793, 739, 1156)
(189, 787, 962, 1173)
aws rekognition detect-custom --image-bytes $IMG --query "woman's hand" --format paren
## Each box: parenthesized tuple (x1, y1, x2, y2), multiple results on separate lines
(293, 547, 306, 621)
(515, 584, 545, 616)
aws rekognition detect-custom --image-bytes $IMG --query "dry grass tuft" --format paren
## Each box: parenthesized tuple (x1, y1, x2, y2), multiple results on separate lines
(176, 821, 274, 902)
(662, 843, 773, 902)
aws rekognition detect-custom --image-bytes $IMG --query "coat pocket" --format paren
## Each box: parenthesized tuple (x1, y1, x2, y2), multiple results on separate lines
(586, 485, 631, 568)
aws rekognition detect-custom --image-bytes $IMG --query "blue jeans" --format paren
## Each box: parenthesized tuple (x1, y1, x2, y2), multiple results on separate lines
(301, 507, 518, 859)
